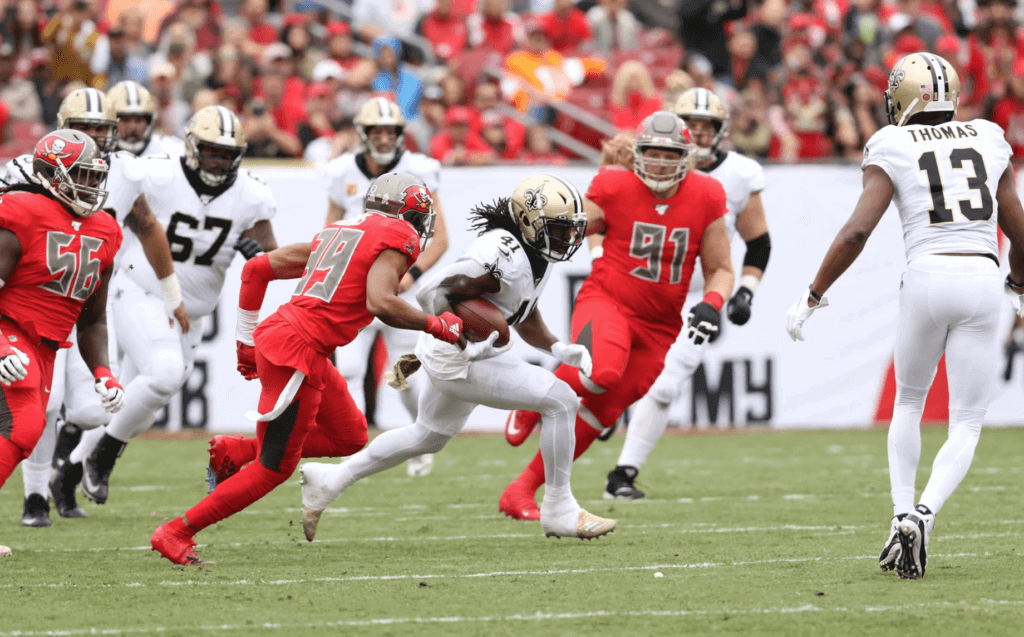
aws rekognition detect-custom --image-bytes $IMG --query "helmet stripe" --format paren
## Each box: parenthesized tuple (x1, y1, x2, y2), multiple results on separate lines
(919, 53, 944, 103)
(126, 82, 139, 107)
(697, 88, 707, 113)
(85, 88, 99, 115)
(548, 174, 583, 218)
(217, 105, 234, 138)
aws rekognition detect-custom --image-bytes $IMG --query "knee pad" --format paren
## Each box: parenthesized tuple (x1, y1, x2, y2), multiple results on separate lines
(64, 405, 110, 430)
(148, 349, 187, 397)
(419, 430, 451, 455)
(894, 383, 929, 408)
(539, 380, 580, 421)
(646, 373, 679, 406)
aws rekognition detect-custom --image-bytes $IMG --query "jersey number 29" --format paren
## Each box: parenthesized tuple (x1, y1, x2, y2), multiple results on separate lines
(295, 226, 365, 301)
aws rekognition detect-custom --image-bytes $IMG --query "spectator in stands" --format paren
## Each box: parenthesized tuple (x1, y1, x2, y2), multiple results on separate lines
(480, 109, 524, 159)
(1, 0, 43, 57)
(676, 0, 746, 81)
(846, 72, 886, 154)
(842, 0, 896, 67)
(886, 0, 947, 52)
(440, 72, 467, 108)
(152, 22, 210, 104)
(521, 123, 567, 164)
(304, 115, 358, 165)
(429, 105, 496, 165)
(281, 14, 318, 81)
(538, 0, 592, 53)
(192, 88, 219, 112)
(963, 0, 1024, 114)
(353, 0, 434, 43)
(420, 0, 468, 62)
(119, 8, 152, 58)
(324, 21, 375, 90)
(242, 94, 303, 157)
(297, 82, 336, 150)
(468, 0, 525, 55)
(993, 54, 1024, 163)
(608, 60, 661, 131)
(260, 41, 308, 116)
(90, 26, 149, 89)
(472, 80, 526, 148)
(222, 15, 263, 63)
(150, 62, 191, 136)
(28, 48, 60, 127)
(0, 41, 42, 123)
(587, 0, 640, 54)
(0, 99, 10, 145)
(259, 67, 306, 137)
(42, 0, 101, 84)
(730, 88, 772, 158)
(372, 36, 423, 121)
(406, 84, 446, 152)
(662, 69, 695, 109)
(243, 0, 278, 47)
(158, 0, 221, 53)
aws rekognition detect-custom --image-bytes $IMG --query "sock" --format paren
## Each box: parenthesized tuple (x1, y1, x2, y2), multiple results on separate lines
(617, 395, 671, 469)
(22, 418, 56, 498)
(537, 383, 579, 491)
(186, 461, 287, 532)
(517, 413, 605, 496)
(0, 437, 26, 489)
(165, 516, 193, 536)
(326, 424, 447, 494)
(69, 428, 106, 465)
(105, 378, 166, 442)
(888, 394, 924, 516)
(919, 408, 983, 515)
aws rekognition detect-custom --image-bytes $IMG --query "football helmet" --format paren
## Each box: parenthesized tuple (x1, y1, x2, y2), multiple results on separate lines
(57, 87, 117, 154)
(673, 87, 728, 162)
(632, 111, 693, 192)
(355, 97, 405, 165)
(364, 171, 436, 248)
(107, 81, 157, 155)
(32, 129, 109, 217)
(509, 174, 587, 263)
(885, 52, 960, 127)
(184, 105, 247, 188)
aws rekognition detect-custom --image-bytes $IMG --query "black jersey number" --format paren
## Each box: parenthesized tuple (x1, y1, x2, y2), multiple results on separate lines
(918, 149, 993, 224)
(628, 222, 690, 285)
(166, 212, 234, 265)
(295, 226, 365, 301)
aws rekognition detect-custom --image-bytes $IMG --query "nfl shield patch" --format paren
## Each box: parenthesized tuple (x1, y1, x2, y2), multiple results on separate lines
(346, 183, 358, 196)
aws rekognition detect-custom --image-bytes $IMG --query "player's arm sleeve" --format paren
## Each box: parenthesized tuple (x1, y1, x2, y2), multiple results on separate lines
(706, 178, 728, 225)
(747, 160, 766, 194)
(861, 130, 899, 182)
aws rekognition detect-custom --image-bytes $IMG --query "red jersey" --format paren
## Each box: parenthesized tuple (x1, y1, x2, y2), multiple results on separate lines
(274, 212, 421, 355)
(0, 190, 122, 344)
(993, 97, 1024, 163)
(586, 167, 727, 332)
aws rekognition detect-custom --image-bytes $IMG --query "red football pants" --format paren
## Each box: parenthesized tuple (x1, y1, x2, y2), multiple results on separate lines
(183, 349, 368, 532)
(0, 319, 57, 489)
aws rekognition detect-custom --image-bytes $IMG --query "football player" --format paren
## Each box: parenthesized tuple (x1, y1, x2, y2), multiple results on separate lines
(786, 53, 1024, 579)
(499, 112, 735, 520)
(0, 131, 124, 548)
(595, 87, 772, 499)
(106, 81, 185, 158)
(320, 97, 450, 476)
(59, 106, 278, 507)
(151, 172, 462, 565)
(299, 174, 616, 542)
(6, 89, 187, 527)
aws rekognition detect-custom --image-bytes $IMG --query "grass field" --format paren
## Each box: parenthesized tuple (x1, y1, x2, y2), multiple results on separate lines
(2, 427, 1024, 637)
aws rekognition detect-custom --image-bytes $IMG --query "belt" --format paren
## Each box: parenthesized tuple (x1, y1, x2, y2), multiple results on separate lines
(0, 315, 63, 350)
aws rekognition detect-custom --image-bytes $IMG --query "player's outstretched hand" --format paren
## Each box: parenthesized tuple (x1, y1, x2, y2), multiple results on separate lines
(236, 341, 258, 380)
(551, 341, 593, 377)
(235, 237, 264, 261)
(727, 287, 753, 325)
(93, 367, 125, 413)
(170, 302, 191, 334)
(785, 287, 829, 341)
(686, 302, 721, 345)
(425, 312, 463, 344)
(0, 345, 30, 386)
(462, 331, 513, 362)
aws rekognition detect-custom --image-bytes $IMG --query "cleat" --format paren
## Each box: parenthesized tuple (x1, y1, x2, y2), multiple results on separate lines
(51, 422, 82, 467)
(81, 434, 126, 504)
(897, 505, 934, 579)
(299, 463, 338, 541)
(406, 453, 434, 477)
(544, 510, 617, 540)
(206, 434, 248, 493)
(596, 422, 617, 442)
(505, 410, 540, 447)
(151, 522, 212, 566)
(498, 481, 541, 520)
(879, 513, 906, 571)
(604, 465, 645, 500)
(301, 507, 323, 543)
(49, 460, 88, 519)
(20, 494, 52, 527)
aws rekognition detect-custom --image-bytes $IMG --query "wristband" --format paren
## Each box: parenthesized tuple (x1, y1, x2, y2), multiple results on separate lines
(740, 274, 760, 295)
(703, 291, 724, 312)
(808, 286, 822, 304)
(1008, 274, 1024, 293)
(93, 365, 113, 379)
(590, 245, 604, 259)
(408, 265, 423, 282)
(236, 308, 260, 346)
(159, 273, 182, 314)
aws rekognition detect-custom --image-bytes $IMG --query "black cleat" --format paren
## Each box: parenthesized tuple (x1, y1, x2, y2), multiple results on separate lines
(597, 422, 617, 442)
(81, 434, 126, 505)
(49, 460, 88, 519)
(21, 493, 52, 527)
(51, 422, 83, 467)
(604, 465, 645, 500)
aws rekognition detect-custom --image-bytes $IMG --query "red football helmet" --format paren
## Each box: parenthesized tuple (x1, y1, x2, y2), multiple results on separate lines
(364, 171, 436, 248)
(31, 129, 109, 216)
(632, 111, 694, 192)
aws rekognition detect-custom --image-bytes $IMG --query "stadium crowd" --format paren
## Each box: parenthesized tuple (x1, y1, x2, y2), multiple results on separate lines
(0, 0, 1023, 165)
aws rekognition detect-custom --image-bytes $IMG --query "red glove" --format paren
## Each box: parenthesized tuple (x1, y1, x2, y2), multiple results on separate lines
(424, 312, 463, 344)
(236, 342, 258, 380)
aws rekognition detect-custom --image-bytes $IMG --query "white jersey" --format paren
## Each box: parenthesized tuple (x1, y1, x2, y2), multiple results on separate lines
(0, 153, 33, 186)
(118, 158, 276, 317)
(325, 150, 441, 217)
(137, 134, 185, 158)
(415, 228, 552, 380)
(863, 119, 1012, 263)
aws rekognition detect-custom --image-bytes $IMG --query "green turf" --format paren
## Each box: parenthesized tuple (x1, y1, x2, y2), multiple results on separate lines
(2, 427, 1024, 637)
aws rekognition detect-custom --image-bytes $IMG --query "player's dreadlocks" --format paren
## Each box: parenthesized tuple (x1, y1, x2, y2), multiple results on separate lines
(467, 197, 548, 281)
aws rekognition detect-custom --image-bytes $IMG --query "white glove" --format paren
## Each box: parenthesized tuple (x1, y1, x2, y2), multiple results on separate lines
(551, 341, 593, 377)
(462, 331, 514, 362)
(1007, 275, 1024, 319)
(786, 287, 829, 342)
(0, 347, 29, 386)
(94, 374, 126, 413)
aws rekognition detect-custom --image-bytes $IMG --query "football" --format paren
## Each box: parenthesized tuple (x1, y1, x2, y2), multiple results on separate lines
(453, 298, 510, 346)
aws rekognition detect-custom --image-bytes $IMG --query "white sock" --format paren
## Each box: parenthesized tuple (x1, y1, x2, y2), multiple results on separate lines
(105, 378, 166, 442)
(617, 396, 671, 469)
(328, 423, 449, 493)
(888, 392, 924, 516)
(69, 428, 106, 465)
(919, 408, 983, 514)
(538, 386, 578, 491)
(23, 418, 57, 498)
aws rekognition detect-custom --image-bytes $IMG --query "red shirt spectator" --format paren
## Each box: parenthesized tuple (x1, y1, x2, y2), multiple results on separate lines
(430, 106, 496, 165)
(537, 0, 592, 53)
(243, 0, 278, 45)
(993, 56, 1024, 163)
(467, 0, 524, 55)
(421, 0, 468, 61)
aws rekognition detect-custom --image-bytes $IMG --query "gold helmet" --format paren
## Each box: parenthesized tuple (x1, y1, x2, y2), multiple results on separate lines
(57, 87, 117, 154)
(107, 81, 157, 155)
(632, 111, 694, 192)
(184, 105, 246, 188)
(673, 87, 728, 162)
(355, 97, 405, 165)
(885, 52, 960, 127)
(509, 174, 587, 263)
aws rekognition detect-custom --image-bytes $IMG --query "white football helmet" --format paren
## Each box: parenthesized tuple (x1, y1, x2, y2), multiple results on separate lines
(57, 87, 117, 154)
(107, 81, 157, 155)
(632, 111, 693, 192)
(184, 105, 246, 188)
(355, 97, 405, 165)
(509, 174, 587, 263)
(673, 87, 728, 162)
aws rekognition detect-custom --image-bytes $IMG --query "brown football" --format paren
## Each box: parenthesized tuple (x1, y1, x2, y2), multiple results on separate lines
(453, 298, 510, 346)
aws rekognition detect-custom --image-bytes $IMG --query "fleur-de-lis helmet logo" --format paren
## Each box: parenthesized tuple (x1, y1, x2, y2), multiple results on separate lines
(523, 182, 547, 211)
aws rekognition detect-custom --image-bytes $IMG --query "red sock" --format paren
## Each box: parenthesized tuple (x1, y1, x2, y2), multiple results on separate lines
(166, 516, 193, 536)
(0, 437, 26, 490)
(514, 414, 605, 495)
(185, 462, 287, 532)
(554, 364, 605, 400)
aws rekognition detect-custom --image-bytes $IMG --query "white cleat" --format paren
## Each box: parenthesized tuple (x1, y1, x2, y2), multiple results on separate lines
(897, 506, 935, 580)
(299, 463, 338, 542)
(542, 499, 616, 540)
(406, 453, 434, 477)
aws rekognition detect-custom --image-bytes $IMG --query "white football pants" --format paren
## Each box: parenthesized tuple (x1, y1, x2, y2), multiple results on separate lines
(888, 254, 1002, 517)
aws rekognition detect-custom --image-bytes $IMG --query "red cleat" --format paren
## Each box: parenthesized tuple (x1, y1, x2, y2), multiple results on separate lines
(505, 410, 540, 447)
(151, 522, 211, 566)
(206, 434, 249, 493)
(499, 481, 541, 520)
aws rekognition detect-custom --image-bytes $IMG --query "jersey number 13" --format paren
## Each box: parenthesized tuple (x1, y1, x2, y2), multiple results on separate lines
(918, 148, 993, 225)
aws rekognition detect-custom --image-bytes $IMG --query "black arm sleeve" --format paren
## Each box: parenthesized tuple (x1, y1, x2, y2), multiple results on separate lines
(742, 232, 771, 271)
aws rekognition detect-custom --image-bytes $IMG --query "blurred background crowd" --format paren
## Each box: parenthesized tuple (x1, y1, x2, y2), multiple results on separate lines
(1, 0, 1022, 165)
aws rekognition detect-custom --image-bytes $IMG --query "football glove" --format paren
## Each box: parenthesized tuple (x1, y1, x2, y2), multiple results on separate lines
(1007, 274, 1024, 319)
(425, 312, 463, 344)
(234, 237, 264, 261)
(786, 287, 829, 341)
(93, 367, 125, 413)
(462, 331, 514, 362)
(686, 301, 721, 345)
(727, 286, 753, 325)
(236, 341, 258, 380)
(0, 344, 29, 386)
(551, 341, 593, 377)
